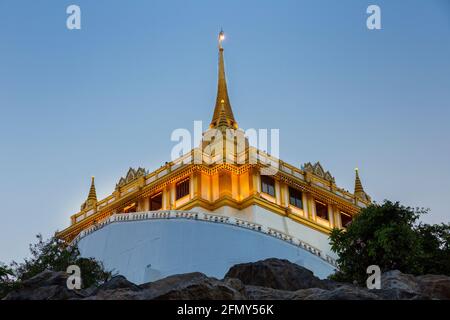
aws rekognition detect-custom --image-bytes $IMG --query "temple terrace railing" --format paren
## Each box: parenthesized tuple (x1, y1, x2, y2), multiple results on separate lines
(70, 210, 338, 268)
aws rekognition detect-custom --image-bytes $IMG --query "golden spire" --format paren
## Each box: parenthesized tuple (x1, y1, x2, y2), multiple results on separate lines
(87, 176, 97, 202)
(210, 30, 238, 130)
(354, 168, 370, 201)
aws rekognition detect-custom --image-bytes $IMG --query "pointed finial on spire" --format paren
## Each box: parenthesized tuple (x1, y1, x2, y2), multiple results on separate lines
(218, 29, 225, 50)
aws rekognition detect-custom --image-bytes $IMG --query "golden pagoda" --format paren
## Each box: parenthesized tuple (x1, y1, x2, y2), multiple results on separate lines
(56, 31, 371, 282)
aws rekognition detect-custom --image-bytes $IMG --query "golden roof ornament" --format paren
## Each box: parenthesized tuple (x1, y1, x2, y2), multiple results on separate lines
(210, 30, 238, 130)
(303, 162, 335, 183)
(354, 168, 371, 202)
(87, 176, 97, 202)
(116, 167, 148, 190)
(81, 176, 97, 211)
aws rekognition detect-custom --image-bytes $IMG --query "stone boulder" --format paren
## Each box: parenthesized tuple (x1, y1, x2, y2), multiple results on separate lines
(245, 283, 379, 300)
(376, 270, 450, 300)
(86, 275, 142, 299)
(376, 270, 423, 299)
(416, 274, 450, 300)
(96, 275, 141, 292)
(244, 285, 296, 300)
(87, 272, 246, 300)
(3, 270, 85, 300)
(224, 258, 328, 291)
(137, 273, 246, 300)
(293, 285, 380, 300)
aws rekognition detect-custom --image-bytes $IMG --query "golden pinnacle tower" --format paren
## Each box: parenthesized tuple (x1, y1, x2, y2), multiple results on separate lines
(81, 176, 97, 210)
(210, 30, 237, 130)
(354, 168, 371, 202)
(57, 31, 372, 284)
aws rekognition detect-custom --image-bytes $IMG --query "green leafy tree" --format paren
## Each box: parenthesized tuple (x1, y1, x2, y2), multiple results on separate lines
(329, 200, 428, 284)
(12, 234, 112, 287)
(0, 264, 13, 279)
(0, 263, 16, 298)
(0, 234, 112, 298)
(415, 223, 450, 275)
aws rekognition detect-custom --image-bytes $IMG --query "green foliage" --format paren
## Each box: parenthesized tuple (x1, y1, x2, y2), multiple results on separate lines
(73, 257, 113, 289)
(0, 234, 112, 298)
(329, 200, 450, 284)
(0, 264, 13, 279)
(0, 263, 17, 298)
(12, 234, 78, 281)
(415, 223, 450, 275)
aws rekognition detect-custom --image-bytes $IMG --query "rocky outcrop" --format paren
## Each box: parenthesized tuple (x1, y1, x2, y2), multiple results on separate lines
(225, 258, 328, 291)
(138, 273, 246, 300)
(88, 273, 246, 300)
(3, 270, 86, 300)
(3, 259, 450, 300)
(292, 285, 381, 300)
(417, 274, 450, 300)
(376, 270, 450, 300)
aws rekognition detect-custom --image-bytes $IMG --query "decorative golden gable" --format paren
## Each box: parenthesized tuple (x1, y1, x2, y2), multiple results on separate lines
(116, 167, 148, 190)
(303, 162, 335, 183)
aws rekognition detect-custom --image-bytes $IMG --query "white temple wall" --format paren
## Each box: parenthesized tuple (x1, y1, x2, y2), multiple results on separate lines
(78, 216, 336, 285)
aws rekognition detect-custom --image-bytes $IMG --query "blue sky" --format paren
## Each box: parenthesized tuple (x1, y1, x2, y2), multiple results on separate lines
(0, 0, 449, 263)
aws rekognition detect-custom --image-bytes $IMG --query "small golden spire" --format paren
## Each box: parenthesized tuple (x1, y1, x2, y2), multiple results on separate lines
(210, 30, 238, 130)
(354, 168, 370, 201)
(87, 176, 97, 202)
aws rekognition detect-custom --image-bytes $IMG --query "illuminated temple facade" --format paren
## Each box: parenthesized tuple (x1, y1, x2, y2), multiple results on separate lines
(57, 32, 371, 283)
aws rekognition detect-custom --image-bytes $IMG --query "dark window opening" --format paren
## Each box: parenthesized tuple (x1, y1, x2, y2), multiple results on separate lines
(315, 201, 328, 220)
(150, 193, 162, 211)
(176, 179, 190, 200)
(341, 212, 352, 228)
(289, 187, 303, 209)
(261, 175, 275, 197)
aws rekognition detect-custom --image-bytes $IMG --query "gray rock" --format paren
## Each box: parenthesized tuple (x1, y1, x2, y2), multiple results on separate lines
(88, 272, 246, 300)
(373, 270, 450, 300)
(3, 270, 85, 300)
(416, 274, 450, 300)
(244, 285, 296, 300)
(373, 270, 422, 299)
(293, 285, 380, 300)
(224, 258, 327, 291)
(85, 288, 140, 300)
(138, 272, 246, 300)
(85, 275, 142, 300)
(246, 283, 380, 300)
(97, 275, 140, 292)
